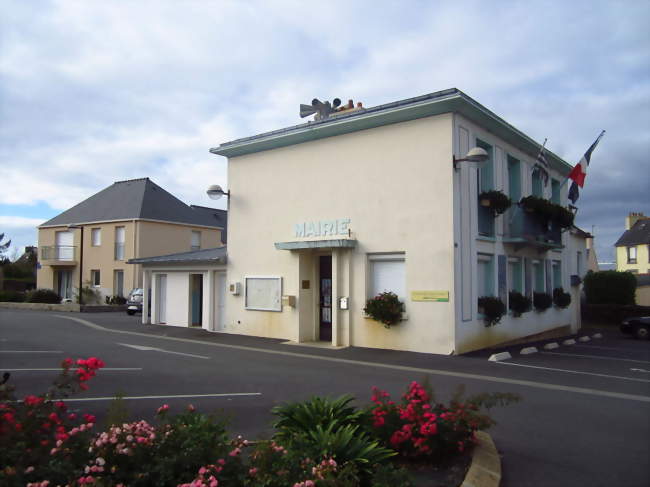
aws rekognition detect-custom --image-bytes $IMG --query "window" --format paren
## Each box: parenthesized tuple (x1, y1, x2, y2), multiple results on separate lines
(91, 270, 101, 287)
(507, 156, 521, 202)
(191, 231, 201, 251)
(552, 260, 562, 289)
(532, 260, 544, 292)
(627, 246, 637, 264)
(532, 169, 543, 197)
(245, 276, 282, 311)
(476, 139, 494, 192)
(115, 226, 125, 260)
(477, 254, 494, 297)
(551, 179, 561, 204)
(368, 253, 406, 300)
(91, 228, 101, 246)
(508, 257, 523, 293)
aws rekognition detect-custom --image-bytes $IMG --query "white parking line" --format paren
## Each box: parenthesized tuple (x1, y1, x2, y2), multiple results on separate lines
(4, 368, 142, 371)
(0, 350, 63, 353)
(60, 392, 262, 403)
(541, 351, 650, 364)
(573, 344, 650, 353)
(496, 361, 650, 383)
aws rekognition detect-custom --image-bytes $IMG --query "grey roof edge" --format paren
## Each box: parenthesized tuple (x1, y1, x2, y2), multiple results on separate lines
(127, 246, 227, 265)
(38, 217, 224, 230)
(210, 88, 572, 175)
(274, 239, 357, 250)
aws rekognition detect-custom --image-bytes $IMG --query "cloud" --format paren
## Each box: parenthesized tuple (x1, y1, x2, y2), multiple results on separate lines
(1, 0, 649, 265)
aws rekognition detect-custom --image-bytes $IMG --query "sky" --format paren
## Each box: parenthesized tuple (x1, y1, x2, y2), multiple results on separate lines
(1, 0, 649, 264)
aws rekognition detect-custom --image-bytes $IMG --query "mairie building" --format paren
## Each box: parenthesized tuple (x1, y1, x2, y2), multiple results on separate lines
(147, 88, 589, 355)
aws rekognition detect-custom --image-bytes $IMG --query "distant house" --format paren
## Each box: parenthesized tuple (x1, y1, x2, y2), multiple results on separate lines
(37, 178, 226, 301)
(615, 212, 649, 275)
(614, 212, 650, 305)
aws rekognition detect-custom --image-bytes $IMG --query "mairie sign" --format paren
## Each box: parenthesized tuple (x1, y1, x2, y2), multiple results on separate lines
(294, 219, 351, 238)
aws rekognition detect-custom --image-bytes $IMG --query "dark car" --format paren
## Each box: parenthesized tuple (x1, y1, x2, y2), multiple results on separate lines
(620, 316, 650, 340)
(126, 288, 144, 315)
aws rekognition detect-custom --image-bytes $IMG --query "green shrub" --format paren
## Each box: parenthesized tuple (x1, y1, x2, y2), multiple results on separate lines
(25, 288, 61, 303)
(583, 270, 636, 305)
(364, 292, 404, 328)
(478, 296, 506, 326)
(533, 292, 553, 311)
(553, 288, 571, 308)
(509, 291, 532, 315)
(272, 395, 370, 442)
(105, 295, 127, 305)
(0, 290, 25, 302)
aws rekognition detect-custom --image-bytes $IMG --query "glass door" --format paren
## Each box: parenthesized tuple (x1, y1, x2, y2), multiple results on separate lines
(319, 255, 332, 341)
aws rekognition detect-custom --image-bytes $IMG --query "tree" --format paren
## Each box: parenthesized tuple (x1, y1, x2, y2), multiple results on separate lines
(0, 233, 11, 264)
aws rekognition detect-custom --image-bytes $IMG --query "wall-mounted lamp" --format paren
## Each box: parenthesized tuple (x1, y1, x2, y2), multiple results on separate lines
(206, 184, 230, 200)
(453, 147, 489, 171)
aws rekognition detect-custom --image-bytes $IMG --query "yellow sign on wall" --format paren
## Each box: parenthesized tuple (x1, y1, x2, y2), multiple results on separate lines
(411, 290, 449, 302)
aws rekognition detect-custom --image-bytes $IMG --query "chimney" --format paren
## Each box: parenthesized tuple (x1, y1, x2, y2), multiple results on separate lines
(625, 212, 647, 230)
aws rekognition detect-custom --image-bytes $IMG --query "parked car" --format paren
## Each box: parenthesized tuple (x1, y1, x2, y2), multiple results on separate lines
(620, 316, 650, 340)
(126, 288, 144, 315)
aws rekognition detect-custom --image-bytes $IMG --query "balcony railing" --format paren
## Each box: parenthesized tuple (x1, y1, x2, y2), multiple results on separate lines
(40, 245, 77, 261)
(114, 242, 125, 260)
(503, 206, 562, 250)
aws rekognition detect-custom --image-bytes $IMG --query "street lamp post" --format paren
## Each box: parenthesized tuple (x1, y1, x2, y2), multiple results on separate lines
(67, 224, 84, 305)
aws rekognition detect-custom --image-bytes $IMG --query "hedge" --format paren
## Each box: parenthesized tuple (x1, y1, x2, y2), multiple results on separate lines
(583, 270, 636, 305)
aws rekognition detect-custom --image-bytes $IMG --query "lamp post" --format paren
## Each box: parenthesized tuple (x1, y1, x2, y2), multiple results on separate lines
(67, 224, 84, 305)
(453, 147, 489, 170)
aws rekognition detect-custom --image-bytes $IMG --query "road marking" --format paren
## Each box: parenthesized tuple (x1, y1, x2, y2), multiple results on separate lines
(54, 315, 650, 403)
(0, 350, 63, 353)
(495, 361, 650, 383)
(573, 344, 649, 353)
(55, 392, 262, 403)
(630, 368, 650, 373)
(541, 351, 650, 364)
(118, 343, 210, 359)
(4, 368, 142, 372)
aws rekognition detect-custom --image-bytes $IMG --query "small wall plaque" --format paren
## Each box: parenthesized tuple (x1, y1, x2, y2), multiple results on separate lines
(411, 291, 449, 302)
(301, 280, 310, 290)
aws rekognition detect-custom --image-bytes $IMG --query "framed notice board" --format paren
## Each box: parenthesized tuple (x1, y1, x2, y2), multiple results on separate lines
(245, 276, 282, 311)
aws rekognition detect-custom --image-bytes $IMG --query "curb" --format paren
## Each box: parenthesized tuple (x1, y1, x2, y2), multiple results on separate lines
(488, 352, 512, 362)
(461, 431, 501, 487)
(520, 346, 538, 355)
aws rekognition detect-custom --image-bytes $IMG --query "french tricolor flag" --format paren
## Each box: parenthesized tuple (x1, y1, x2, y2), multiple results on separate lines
(568, 130, 605, 204)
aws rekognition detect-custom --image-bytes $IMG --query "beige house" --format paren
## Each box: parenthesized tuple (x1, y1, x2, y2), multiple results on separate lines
(208, 88, 588, 355)
(37, 178, 225, 302)
(614, 212, 650, 305)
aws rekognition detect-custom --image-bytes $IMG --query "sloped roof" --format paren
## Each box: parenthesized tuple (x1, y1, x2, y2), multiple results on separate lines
(614, 218, 650, 247)
(40, 178, 223, 229)
(127, 246, 227, 265)
(190, 205, 227, 243)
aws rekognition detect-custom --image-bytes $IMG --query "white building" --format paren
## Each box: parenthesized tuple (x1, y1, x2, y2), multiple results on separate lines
(142, 88, 588, 354)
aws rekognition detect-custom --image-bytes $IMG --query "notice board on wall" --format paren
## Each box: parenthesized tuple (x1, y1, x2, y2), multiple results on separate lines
(245, 276, 282, 311)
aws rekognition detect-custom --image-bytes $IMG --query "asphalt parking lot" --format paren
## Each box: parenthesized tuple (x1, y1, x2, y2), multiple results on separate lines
(1, 309, 649, 487)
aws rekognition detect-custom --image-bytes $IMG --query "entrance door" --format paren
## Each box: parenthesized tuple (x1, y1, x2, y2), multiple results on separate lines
(156, 274, 167, 323)
(57, 270, 72, 300)
(190, 274, 203, 327)
(319, 255, 332, 341)
(114, 270, 124, 297)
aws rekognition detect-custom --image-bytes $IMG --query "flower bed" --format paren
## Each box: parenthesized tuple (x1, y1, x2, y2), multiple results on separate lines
(1, 360, 520, 486)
